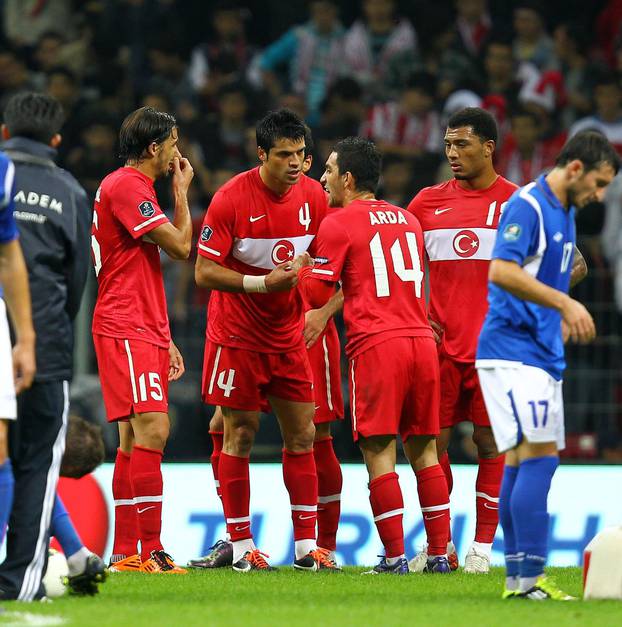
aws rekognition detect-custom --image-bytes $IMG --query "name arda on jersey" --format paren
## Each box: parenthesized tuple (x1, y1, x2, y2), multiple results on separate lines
(369, 209, 408, 226)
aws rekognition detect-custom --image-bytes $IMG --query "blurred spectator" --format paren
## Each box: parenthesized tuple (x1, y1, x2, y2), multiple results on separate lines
(512, 1, 554, 69)
(257, 0, 344, 126)
(343, 0, 417, 95)
(143, 38, 195, 107)
(361, 72, 442, 158)
(189, 2, 253, 94)
(3, 0, 75, 47)
(569, 74, 622, 154)
(551, 22, 601, 128)
(202, 82, 252, 172)
(603, 174, 622, 313)
(0, 49, 38, 109)
(453, 0, 492, 58)
(497, 106, 557, 185)
(378, 157, 415, 207)
(31, 31, 66, 75)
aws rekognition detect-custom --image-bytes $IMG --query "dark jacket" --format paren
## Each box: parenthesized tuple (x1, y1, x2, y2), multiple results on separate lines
(1, 137, 91, 382)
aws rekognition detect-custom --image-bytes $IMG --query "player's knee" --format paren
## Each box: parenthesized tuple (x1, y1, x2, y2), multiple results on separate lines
(284, 421, 315, 452)
(472, 427, 498, 458)
(227, 423, 257, 454)
(209, 407, 224, 433)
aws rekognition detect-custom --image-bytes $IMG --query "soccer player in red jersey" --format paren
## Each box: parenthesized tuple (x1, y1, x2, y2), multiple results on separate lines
(298, 137, 451, 574)
(189, 138, 344, 570)
(91, 106, 194, 574)
(194, 109, 338, 572)
(406, 108, 517, 573)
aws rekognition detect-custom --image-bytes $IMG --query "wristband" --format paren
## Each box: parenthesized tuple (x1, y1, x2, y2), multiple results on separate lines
(243, 274, 268, 293)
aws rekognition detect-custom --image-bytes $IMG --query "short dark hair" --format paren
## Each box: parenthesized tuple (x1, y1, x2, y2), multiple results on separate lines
(60, 415, 105, 479)
(118, 106, 176, 161)
(255, 108, 306, 153)
(555, 130, 620, 174)
(3, 92, 65, 143)
(447, 107, 498, 143)
(334, 136, 382, 194)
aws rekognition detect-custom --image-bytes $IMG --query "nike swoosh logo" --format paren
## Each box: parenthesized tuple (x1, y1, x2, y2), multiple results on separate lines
(483, 502, 498, 510)
(298, 514, 316, 520)
(434, 208, 453, 215)
(235, 524, 250, 531)
(250, 214, 266, 222)
(424, 513, 445, 520)
(137, 506, 155, 514)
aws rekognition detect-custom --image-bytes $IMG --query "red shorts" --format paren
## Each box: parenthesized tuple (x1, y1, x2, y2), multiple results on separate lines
(93, 335, 169, 422)
(308, 323, 344, 424)
(439, 356, 489, 428)
(202, 341, 314, 411)
(348, 336, 440, 441)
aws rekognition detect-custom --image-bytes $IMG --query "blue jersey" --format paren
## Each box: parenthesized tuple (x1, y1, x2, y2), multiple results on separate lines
(476, 174, 576, 380)
(0, 152, 18, 299)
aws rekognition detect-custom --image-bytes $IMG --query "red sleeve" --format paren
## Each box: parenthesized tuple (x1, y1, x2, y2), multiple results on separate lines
(297, 266, 335, 308)
(110, 176, 169, 240)
(405, 190, 425, 220)
(310, 215, 349, 283)
(307, 187, 329, 257)
(197, 189, 235, 262)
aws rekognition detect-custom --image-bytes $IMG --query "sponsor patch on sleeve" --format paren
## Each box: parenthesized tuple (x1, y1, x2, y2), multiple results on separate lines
(314, 256, 329, 265)
(200, 225, 213, 241)
(138, 201, 156, 217)
(502, 223, 522, 242)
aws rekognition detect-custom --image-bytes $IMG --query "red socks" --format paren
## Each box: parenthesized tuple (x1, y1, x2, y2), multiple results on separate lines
(439, 451, 453, 494)
(369, 472, 404, 558)
(112, 448, 138, 558)
(283, 449, 318, 541)
(475, 455, 505, 543)
(210, 432, 224, 501)
(416, 464, 450, 556)
(219, 452, 252, 542)
(130, 445, 164, 560)
(314, 437, 342, 551)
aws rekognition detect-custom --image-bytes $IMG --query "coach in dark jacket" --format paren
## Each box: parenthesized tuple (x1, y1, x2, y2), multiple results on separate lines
(0, 93, 91, 601)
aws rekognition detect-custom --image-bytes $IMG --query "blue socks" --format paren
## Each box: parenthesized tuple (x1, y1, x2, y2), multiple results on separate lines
(0, 459, 14, 545)
(498, 464, 519, 583)
(51, 494, 83, 558)
(511, 456, 559, 588)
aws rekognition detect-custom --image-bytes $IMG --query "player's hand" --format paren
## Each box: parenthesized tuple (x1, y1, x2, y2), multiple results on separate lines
(560, 296, 596, 344)
(429, 317, 443, 345)
(561, 319, 570, 344)
(168, 341, 185, 381)
(292, 252, 313, 272)
(265, 261, 299, 292)
(12, 339, 36, 394)
(304, 308, 329, 349)
(172, 156, 194, 194)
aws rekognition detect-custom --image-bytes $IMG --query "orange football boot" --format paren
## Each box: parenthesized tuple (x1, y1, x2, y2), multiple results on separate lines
(108, 554, 142, 572)
(139, 550, 187, 574)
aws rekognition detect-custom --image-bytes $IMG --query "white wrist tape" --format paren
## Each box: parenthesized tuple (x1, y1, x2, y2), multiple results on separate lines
(243, 274, 268, 293)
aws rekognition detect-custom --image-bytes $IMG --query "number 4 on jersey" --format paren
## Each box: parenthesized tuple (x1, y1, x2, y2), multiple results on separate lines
(369, 232, 423, 298)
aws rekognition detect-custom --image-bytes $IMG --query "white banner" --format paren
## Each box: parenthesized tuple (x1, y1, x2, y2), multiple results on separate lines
(87, 463, 622, 567)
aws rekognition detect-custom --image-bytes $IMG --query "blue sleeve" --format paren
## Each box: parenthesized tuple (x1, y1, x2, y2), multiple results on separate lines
(259, 29, 299, 70)
(492, 194, 540, 266)
(0, 156, 18, 244)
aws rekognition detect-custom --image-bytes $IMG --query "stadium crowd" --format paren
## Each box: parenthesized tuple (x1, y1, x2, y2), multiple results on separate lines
(1, 0, 622, 462)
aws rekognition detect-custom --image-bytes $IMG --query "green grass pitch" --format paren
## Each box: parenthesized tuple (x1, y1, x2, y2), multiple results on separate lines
(1, 567, 620, 627)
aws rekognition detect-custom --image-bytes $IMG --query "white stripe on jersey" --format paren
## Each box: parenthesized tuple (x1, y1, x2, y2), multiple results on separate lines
(133, 213, 167, 232)
(322, 335, 333, 411)
(518, 182, 547, 278)
(1, 160, 15, 209)
(232, 234, 315, 270)
(424, 227, 497, 261)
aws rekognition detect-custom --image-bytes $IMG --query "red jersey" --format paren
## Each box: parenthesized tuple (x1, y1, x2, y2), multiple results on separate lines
(310, 199, 432, 358)
(407, 176, 518, 362)
(91, 167, 171, 348)
(198, 168, 328, 352)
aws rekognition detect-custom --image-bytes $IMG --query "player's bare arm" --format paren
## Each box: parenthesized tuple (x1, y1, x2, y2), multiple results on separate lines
(569, 245, 587, 288)
(0, 239, 36, 393)
(147, 156, 194, 260)
(195, 255, 301, 293)
(303, 288, 343, 349)
(489, 258, 595, 343)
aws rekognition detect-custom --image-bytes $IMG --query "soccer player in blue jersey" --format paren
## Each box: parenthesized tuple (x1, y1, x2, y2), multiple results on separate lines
(476, 131, 619, 601)
(0, 151, 36, 548)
